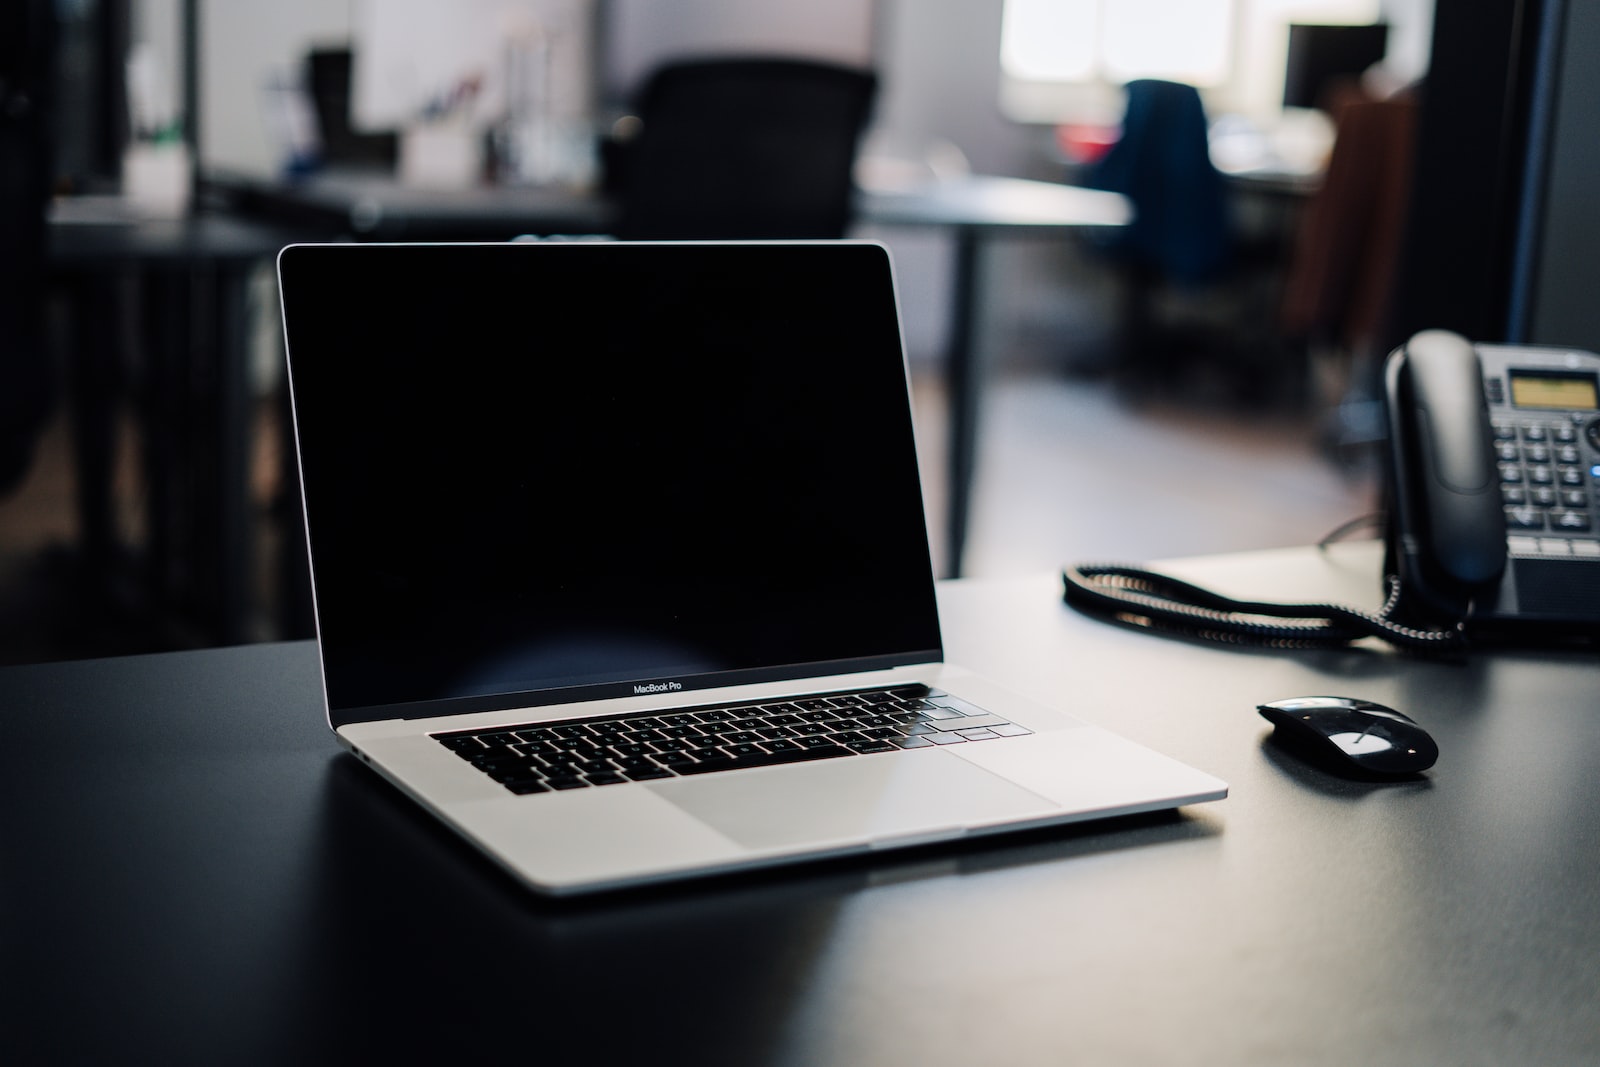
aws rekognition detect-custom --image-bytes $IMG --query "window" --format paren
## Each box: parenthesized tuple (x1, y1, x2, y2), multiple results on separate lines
(1001, 0, 1235, 88)
(1000, 0, 1384, 123)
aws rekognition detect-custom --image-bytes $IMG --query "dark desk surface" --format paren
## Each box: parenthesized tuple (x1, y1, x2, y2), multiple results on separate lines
(5, 543, 1599, 1065)
(207, 167, 1130, 241)
(47, 198, 293, 264)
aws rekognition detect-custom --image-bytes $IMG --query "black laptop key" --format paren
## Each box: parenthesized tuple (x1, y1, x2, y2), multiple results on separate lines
(484, 758, 541, 781)
(435, 684, 1026, 794)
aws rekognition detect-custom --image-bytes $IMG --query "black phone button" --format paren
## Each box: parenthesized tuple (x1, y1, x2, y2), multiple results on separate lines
(1585, 418, 1600, 451)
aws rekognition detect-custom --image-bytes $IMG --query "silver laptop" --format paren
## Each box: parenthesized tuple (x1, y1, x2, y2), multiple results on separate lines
(278, 240, 1225, 895)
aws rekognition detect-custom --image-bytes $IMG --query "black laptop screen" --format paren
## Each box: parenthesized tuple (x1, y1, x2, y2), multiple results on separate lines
(279, 242, 943, 722)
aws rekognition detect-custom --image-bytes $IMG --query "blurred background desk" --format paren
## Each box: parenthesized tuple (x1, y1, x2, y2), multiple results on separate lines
(857, 176, 1129, 575)
(5, 541, 1600, 1064)
(46, 203, 293, 648)
(213, 170, 1130, 577)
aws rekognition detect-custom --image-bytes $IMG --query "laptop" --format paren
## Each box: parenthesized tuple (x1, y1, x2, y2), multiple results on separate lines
(278, 240, 1225, 895)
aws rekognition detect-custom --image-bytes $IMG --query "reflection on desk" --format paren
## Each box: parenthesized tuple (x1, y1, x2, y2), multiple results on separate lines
(4, 542, 1600, 1065)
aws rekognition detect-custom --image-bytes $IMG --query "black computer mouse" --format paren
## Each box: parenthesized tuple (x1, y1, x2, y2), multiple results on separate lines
(1257, 696, 1438, 777)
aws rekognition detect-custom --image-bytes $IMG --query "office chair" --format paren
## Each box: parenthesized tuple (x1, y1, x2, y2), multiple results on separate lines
(0, 0, 57, 495)
(1083, 79, 1261, 397)
(1280, 79, 1419, 448)
(1086, 79, 1233, 286)
(1281, 81, 1418, 362)
(605, 57, 878, 240)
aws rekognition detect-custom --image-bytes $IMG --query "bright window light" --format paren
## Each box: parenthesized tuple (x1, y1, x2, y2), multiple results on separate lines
(1001, 0, 1098, 82)
(1102, 0, 1233, 85)
(1002, 0, 1234, 87)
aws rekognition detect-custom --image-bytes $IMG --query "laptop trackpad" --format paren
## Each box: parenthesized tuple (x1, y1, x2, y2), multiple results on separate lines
(647, 751, 1056, 851)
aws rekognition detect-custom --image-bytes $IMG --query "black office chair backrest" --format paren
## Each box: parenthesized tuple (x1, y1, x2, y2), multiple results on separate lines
(609, 57, 878, 241)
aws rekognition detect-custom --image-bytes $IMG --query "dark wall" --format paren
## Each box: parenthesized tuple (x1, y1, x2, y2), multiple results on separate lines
(1525, 0, 1600, 351)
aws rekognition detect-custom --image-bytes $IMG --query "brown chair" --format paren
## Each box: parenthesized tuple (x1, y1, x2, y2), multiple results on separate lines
(1281, 82, 1420, 360)
(1279, 80, 1419, 444)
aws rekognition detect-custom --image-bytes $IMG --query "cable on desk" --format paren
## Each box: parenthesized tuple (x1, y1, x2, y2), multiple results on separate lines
(1061, 563, 1467, 653)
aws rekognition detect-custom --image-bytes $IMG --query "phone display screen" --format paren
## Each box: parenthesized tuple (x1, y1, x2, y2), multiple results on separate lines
(1508, 369, 1600, 410)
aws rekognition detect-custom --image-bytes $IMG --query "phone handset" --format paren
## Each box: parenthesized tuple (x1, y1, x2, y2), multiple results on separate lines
(1387, 329, 1508, 594)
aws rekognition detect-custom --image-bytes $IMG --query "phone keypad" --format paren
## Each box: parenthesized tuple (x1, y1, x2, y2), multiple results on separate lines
(1495, 414, 1600, 557)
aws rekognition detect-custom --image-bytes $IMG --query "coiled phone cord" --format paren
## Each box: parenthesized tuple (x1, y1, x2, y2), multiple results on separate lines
(1061, 563, 1468, 653)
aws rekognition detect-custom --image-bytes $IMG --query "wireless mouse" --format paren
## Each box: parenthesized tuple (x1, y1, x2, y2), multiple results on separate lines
(1257, 696, 1438, 777)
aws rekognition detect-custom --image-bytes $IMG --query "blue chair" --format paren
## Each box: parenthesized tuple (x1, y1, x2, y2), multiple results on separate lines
(1087, 78, 1233, 285)
(1084, 80, 1243, 391)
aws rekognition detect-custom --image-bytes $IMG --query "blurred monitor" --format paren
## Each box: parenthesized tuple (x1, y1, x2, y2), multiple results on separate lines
(1282, 23, 1390, 111)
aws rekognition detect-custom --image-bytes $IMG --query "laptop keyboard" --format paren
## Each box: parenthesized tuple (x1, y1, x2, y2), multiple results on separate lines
(432, 684, 1031, 795)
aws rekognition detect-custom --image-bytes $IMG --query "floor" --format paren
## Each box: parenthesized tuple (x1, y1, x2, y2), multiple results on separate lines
(919, 371, 1379, 576)
(0, 358, 1380, 667)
